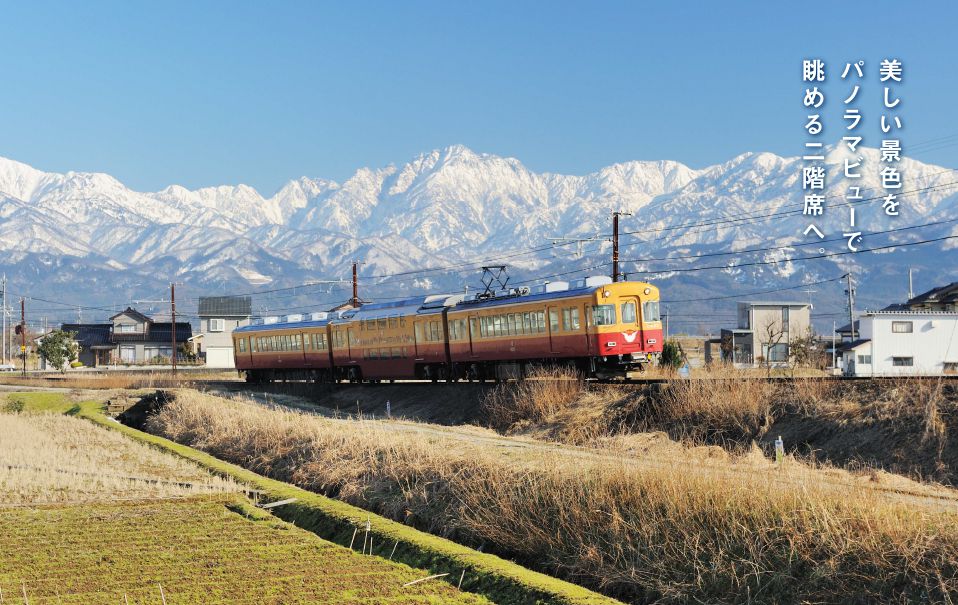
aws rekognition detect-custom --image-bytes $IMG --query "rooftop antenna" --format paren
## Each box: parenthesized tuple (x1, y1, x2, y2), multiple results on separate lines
(479, 266, 509, 299)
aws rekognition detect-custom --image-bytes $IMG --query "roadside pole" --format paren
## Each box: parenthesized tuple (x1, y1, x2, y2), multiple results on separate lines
(171, 283, 177, 377)
(20, 298, 26, 376)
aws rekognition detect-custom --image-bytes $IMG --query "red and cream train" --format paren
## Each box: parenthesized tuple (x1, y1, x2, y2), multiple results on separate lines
(233, 276, 663, 382)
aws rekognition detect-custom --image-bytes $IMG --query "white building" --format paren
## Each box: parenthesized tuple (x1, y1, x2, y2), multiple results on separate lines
(712, 301, 812, 367)
(841, 311, 958, 376)
(196, 296, 251, 368)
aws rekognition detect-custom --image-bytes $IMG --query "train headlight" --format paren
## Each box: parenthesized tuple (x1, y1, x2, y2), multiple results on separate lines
(602, 290, 611, 297)
(644, 287, 651, 295)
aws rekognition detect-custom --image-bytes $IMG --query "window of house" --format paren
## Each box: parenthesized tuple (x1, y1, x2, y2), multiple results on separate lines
(117, 324, 137, 333)
(781, 307, 790, 333)
(642, 301, 660, 323)
(592, 305, 616, 326)
(209, 319, 225, 332)
(892, 321, 913, 333)
(857, 354, 871, 364)
(765, 343, 789, 362)
(621, 301, 637, 324)
(892, 356, 914, 366)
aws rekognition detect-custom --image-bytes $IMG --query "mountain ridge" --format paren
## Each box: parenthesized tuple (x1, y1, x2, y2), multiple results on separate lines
(0, 145, 955, 327)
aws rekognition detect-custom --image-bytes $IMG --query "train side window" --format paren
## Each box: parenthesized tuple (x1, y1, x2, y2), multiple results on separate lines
(549, 309, 559, 332)
(237, 338, 247, 353)
(415, 323, 423, 343)
(251, 338, 258, 353)
(570, 308, 580, 330)
(643, 300, 661, 322)
(431, 321, 441, 341)
(388, 317, 397, 329)
(621, 301, 637, 323)
(295, 334, 302, 350)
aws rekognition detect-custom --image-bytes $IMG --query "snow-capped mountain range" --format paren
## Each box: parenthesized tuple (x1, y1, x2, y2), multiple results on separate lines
(1, 145, 955, 329)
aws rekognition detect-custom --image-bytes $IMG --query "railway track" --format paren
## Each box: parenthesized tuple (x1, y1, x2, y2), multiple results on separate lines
(204, 373, 958, 392)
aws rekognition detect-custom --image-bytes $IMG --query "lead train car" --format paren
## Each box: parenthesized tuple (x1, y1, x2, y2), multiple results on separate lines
(234, 276, 663, 382)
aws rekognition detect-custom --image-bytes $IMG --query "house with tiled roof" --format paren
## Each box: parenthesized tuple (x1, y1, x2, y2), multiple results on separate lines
(60, 307, 192, 367)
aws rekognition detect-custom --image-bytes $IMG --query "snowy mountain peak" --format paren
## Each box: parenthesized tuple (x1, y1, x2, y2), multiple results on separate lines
(0, 147, 954, 317)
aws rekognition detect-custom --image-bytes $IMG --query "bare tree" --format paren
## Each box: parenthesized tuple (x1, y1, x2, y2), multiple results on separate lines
(759, 317, 788, 378)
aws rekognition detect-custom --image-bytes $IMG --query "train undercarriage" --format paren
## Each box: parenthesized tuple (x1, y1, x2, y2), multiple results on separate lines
(244, 352, 658, 384)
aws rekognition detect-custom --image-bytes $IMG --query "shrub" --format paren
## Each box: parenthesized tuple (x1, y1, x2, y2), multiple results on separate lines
(659, 340, 684, 369)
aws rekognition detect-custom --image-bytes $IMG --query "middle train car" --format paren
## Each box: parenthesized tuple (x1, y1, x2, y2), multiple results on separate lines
(234, 275, 663, 382)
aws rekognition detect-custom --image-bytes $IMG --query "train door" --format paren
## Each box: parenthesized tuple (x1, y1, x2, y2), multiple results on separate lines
(468, 315, 479, 357)
(621, 296, 642, 348)
(346, 328, 356, 361)
(584, 304, 596, 355)
(547, 305, 560, 353)
(413, 321, 423, 359)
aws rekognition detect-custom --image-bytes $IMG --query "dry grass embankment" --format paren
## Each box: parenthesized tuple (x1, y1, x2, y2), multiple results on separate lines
(144, 389, 958, 604)
(0, 392, 236, 504)
(486, 367, 958, 484)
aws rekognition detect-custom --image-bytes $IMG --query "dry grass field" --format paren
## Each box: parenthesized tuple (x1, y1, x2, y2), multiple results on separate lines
(1, 498, 492, 604)
(143, 388, 958, 604)
(0, 392, 493, 605)
(0, 370, 239, 391)
(0, 392, 236, 504)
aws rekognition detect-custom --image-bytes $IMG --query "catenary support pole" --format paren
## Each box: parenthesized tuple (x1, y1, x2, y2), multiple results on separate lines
(845, 273, 856, 341)
(352, 262, 359, 307)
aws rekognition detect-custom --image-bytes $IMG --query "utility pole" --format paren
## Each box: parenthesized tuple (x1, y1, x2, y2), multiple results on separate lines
(611, 211, 632, 282)
(351, 261, 364, 308)
(20, 298, 26, 376)
(1, 274, 6, 363)
(908, 268, 914, 300)
(832, 320, 837, 371)
(845, 273, 856, 341)
(170, 283, 177, 376)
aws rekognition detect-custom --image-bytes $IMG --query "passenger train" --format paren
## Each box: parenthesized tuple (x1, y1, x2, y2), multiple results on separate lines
(233, 276, 663, 382)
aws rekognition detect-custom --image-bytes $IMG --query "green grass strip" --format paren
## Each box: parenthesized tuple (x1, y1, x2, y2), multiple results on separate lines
(78, 404, 623, 605)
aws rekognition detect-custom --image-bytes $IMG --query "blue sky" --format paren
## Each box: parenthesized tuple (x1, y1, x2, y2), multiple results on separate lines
(1, 1, 956, 194)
